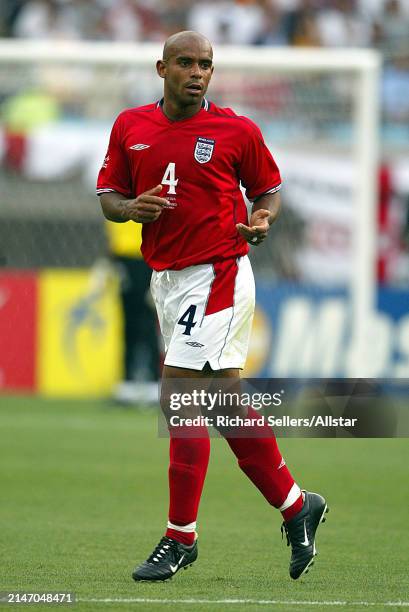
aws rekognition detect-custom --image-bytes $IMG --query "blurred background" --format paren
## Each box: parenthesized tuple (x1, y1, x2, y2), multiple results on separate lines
(1, 0, 409, 399)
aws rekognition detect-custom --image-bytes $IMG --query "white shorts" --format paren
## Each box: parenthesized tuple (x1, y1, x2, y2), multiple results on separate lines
(150, 256, 255, 371)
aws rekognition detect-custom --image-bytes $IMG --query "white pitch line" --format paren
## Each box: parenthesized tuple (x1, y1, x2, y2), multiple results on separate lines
(78, 598, 409, 607)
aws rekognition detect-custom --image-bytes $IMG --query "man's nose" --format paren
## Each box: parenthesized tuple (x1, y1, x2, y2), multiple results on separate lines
(190, 63, 202, 77)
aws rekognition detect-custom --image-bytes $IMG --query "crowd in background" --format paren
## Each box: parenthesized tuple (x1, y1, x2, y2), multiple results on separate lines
(2, 0, 408, 124)
(0, 0, 408, 56)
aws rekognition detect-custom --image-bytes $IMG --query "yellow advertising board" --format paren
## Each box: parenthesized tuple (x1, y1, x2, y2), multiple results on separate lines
(243, 306, 272, 377)
(37, 268, 122, 396)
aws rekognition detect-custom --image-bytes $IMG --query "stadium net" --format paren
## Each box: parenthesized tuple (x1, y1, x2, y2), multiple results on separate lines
(0, 41, 381, 373)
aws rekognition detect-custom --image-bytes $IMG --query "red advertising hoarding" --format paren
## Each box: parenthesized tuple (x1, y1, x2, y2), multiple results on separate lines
(0, 271, 37, 392)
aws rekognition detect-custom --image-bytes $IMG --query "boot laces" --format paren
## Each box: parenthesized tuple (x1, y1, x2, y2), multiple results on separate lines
(147, 537, 176, 564)
(281, 523, 290, 547)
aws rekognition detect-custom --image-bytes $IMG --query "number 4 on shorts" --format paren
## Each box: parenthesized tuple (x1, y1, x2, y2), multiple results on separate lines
(178, 305, 197, 336)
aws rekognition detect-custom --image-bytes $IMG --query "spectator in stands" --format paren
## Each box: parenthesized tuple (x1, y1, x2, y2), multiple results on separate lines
(186, 0, 226, 43)
(382, 55, 409, 123)
(369, 19, 384, 51)
(0, 0, 25, 37)
(6, 0, 409, 53)
(316, 0, 370, 47)
(64, 0, 107, 41)
(158, 0, 189, 38)
(283, 0, 321, 47)
(219, 0, 266, 45)
(187, 0, 265, 45)
(254, 0, 289, 46)
(380, 0, 409, 55)
(102, 0, 142, 42)
(285, 1, 322, 47)
(13, 0, 79, 40)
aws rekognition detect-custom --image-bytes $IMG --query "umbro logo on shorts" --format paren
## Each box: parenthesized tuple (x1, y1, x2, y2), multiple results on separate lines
(186, 341, 205, 348)
(129, 144, 150, 150)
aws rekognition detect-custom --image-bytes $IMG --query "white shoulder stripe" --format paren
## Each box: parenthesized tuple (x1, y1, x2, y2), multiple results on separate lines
(250, 184, 282, 202)
(264, 184, 282, 195)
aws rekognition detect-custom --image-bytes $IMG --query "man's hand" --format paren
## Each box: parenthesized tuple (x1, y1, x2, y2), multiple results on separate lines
(123, 185, 175, 223)
(236, 209, 270, 246)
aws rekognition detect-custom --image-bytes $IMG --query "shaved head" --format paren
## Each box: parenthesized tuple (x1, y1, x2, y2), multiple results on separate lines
(163, 31, 213, 61)
(157, 30, 214, 120)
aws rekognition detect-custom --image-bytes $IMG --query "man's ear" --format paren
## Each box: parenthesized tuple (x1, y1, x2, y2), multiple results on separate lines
(156, 59, 166, 79)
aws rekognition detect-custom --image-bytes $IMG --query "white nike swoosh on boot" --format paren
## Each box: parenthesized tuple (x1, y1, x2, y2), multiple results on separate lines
(169, 554, 185, 573)
(301, 520, 310, 546)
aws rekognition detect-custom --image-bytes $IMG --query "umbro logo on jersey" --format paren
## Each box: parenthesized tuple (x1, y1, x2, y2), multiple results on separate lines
(194, 137, 215, 164)
(129, 144, 150, 150)
(186, 341, 205, 348)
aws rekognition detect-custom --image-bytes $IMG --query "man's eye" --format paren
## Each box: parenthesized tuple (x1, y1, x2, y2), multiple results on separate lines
(201, 63, 212, 70)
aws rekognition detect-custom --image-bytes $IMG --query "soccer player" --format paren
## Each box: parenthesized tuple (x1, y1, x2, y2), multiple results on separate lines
(97, 30, 328, 582)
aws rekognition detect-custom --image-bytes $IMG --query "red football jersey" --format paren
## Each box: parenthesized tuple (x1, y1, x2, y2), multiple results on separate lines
(97, 99, 281, 271)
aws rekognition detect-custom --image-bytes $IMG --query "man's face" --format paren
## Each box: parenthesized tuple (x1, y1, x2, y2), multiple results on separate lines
(157, 38, 214, 107)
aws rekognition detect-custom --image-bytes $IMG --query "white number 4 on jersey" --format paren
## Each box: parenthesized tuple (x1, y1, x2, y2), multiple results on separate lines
(161, 162, 178, 195)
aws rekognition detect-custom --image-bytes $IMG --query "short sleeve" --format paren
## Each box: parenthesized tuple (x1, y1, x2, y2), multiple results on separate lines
(96, 114, 132, 198)
(238, 120, 281, 202)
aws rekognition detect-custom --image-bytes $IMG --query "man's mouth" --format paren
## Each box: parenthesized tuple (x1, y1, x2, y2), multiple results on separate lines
(185, 83, 202, 93)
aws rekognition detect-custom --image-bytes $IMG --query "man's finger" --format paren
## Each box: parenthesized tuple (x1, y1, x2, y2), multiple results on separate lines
(132, 203, 163, 213)
(237, 223, 264, 237)
(251, 227, 268, 235)
(236, 223, 252, 233)
(140, 195, 171, 207)
(236, 224, 255, 238)
(139, 184, 177, 207)
(236, 223, 268, 245)
(143, 184, 163, 196)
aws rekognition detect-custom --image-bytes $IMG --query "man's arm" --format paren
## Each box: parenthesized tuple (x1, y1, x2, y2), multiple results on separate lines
(100, 185, 174, 224)
(236, 191, 281, 246)
(252, 191, 281, 225)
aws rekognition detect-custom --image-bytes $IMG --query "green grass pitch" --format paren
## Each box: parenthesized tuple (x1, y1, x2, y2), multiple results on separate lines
(1, 397, 408, 611)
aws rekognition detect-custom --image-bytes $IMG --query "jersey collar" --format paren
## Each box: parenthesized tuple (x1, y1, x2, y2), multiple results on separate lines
(156, 97, 210, 111)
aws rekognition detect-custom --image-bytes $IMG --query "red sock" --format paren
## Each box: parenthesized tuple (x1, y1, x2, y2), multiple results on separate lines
(281, 491, 304, 522)
(165, 425, 210, 546)
(225, 407, 303, 518)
